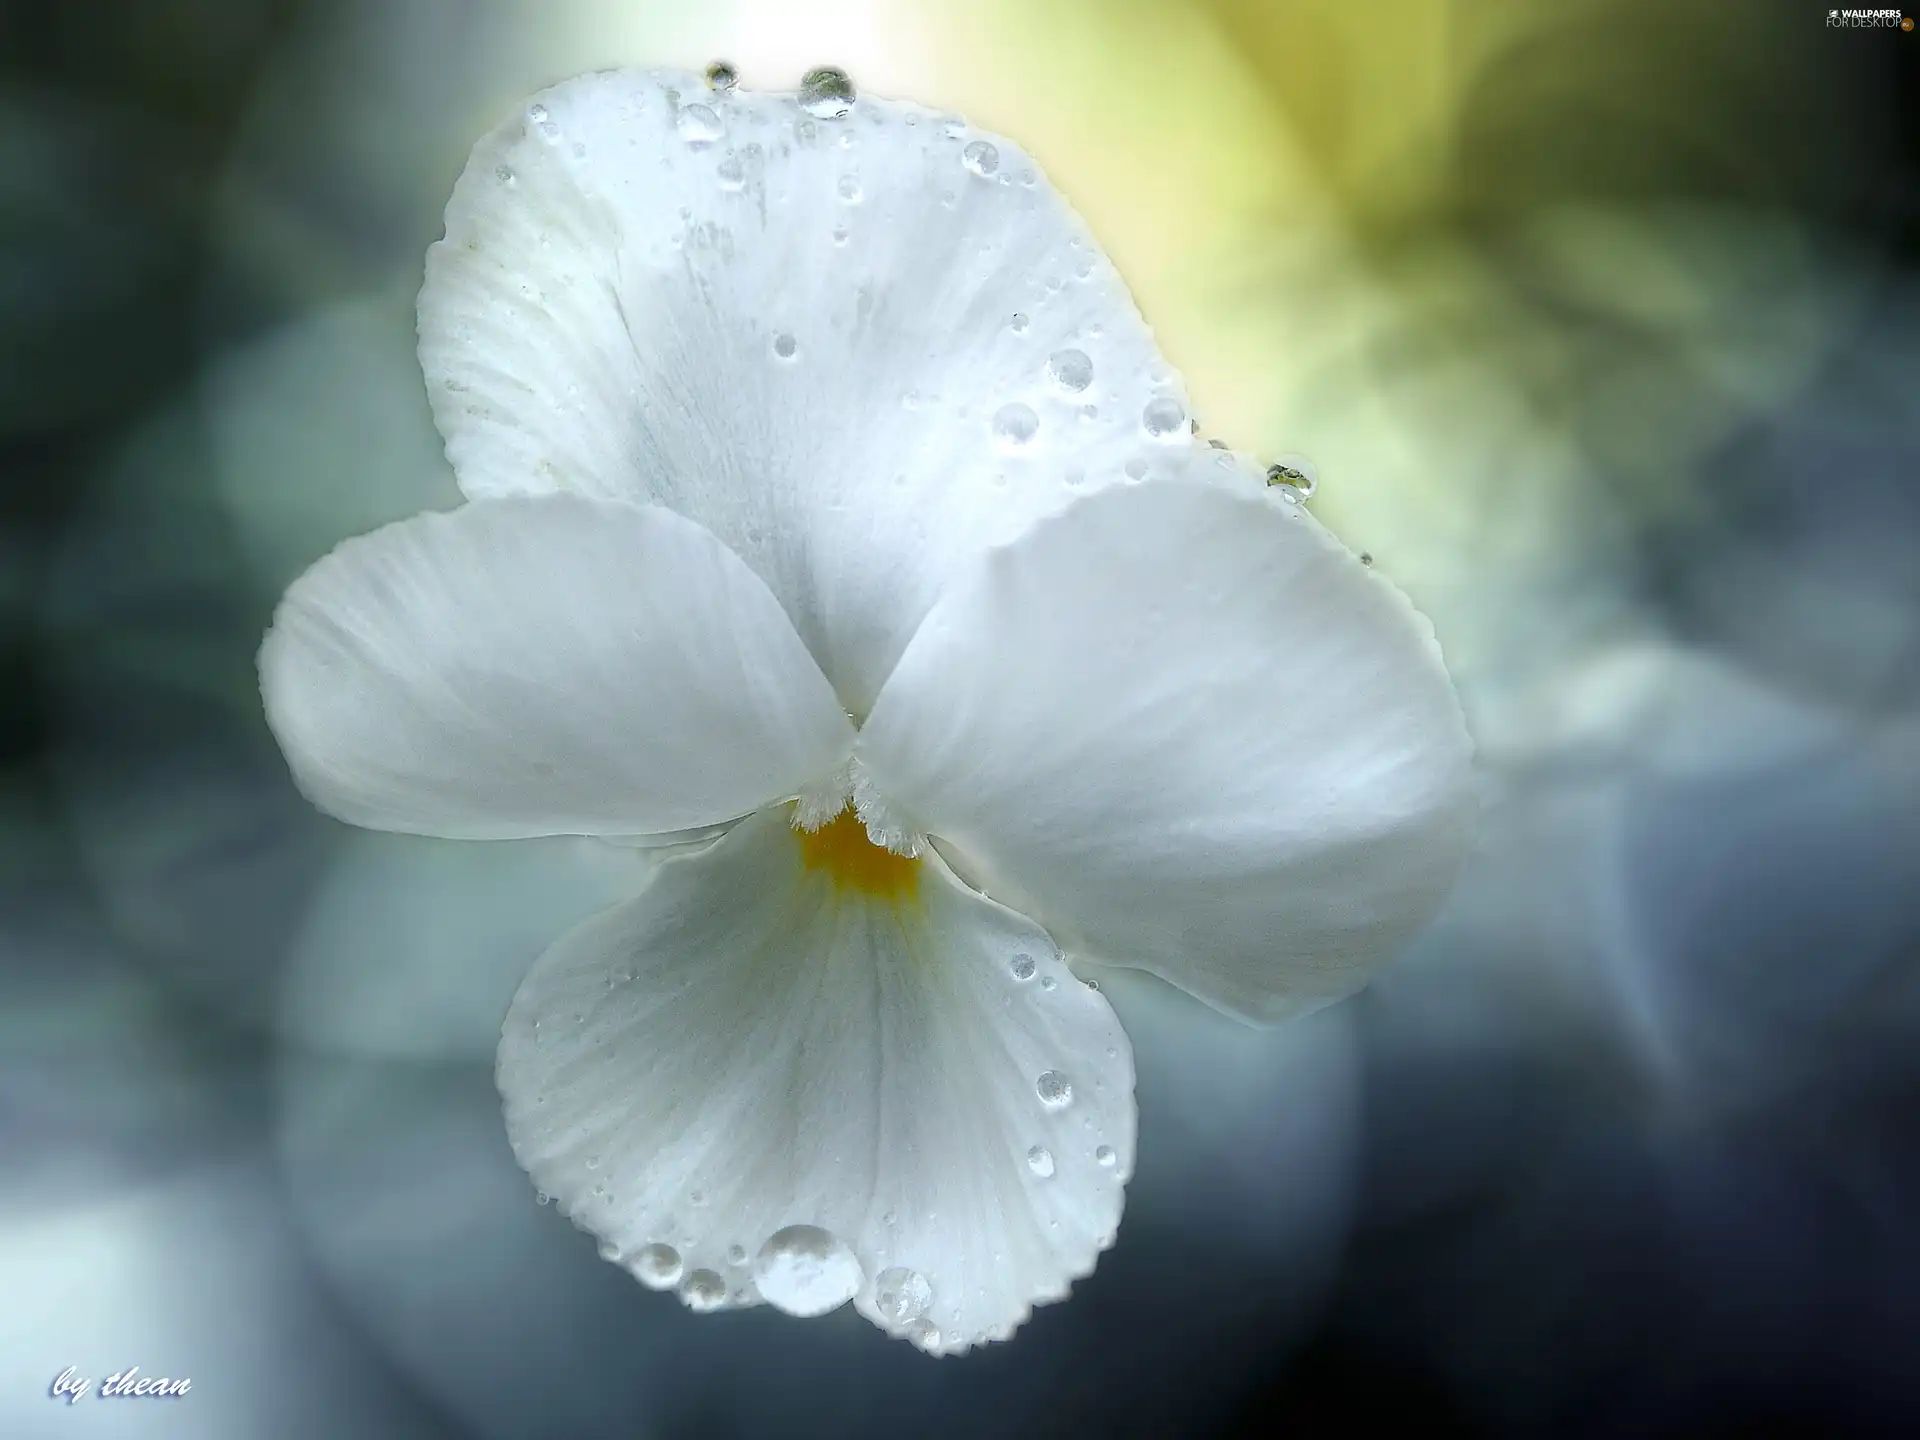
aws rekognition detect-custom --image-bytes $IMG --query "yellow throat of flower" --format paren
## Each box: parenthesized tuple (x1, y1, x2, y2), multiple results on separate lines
(796, 806, 921, 900)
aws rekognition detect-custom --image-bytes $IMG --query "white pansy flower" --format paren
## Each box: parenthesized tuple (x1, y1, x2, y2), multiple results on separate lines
(258, 67, 1474, 1355)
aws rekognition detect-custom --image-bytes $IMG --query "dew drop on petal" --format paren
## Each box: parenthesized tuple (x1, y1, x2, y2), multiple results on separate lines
(1027, 1145, 1057, 1178)
(1040, 975, 1058, 991)
(772, 332, 798, 360)
(1096, 1145, 1118, 1168)
(1009, 312, 1030, 333)
(716, 153, 746, 190)
(678, 103, 724, 144)
(753, 1225, 863, 1317)
(800, 67, 856, 119)
(680, 1268, 727, 1311)
(597, 1240, 622, 1263)
(632, 1243, 684, 1290)
(1360, 551, 1375, 567)
(962, 140, 1000, 177)
(906, 1318, 942, 1351)
(726, 1244, 747, 1266)
(1047, 348, 1093, 393)
(837, 174, 862, 203)
(1266, 453, 1319, 497)
(874, 1266, 934, 1324)
(992, 402, 1040, 446)
(1142, 396, 1187, 439)
(705, 60, 739, 92)
(1036, 1071, 1073, 1107)
(1010, 952, 1036, 981)
(494, 164, 514, 185)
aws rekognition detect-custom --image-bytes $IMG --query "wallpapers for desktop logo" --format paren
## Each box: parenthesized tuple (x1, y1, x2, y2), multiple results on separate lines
(1826, 7, 1914, 26)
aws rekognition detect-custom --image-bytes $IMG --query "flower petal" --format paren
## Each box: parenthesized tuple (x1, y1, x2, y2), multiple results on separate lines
(497, 807, 1134, 1353)
(261, 496, 852, 839)
(419, 68, 1204, 713)
(855, 471, 1476, 1024)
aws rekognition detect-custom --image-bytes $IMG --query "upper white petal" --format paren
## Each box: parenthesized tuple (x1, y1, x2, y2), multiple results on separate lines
(496, 807, 1134, 1353)
(260, 495, 852, 839)
(419, 67, 1209, 713)
(855, 469, 1477, 1024)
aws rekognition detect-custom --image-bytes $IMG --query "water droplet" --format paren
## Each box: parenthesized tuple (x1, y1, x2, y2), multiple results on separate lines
(1010, 953, 1036, 981)
(1208, 437, 1228, 449)
(837, 174, 862, 203)
(1047, 349, 1093, 393)
(528, 103, 549, 124)
(1036, 1071, 1073, 1107)
(1009, 312, 1030, 333)
(992, 402, 1039, 447)
(680, 1268, 727, 1311)
(800, 67, 856, 119)
(584, 1155, 599, 1170)
(906, 1318, 942, 1351)
(597, 1239, 622, 1263)
(1124, 457, 1148, 480)
(534, 1190, 550, 1205)
(961, 140, 1000, 177)
(1027, 1145, 1056, 1178)
(726, 1244, 747, 1266)
(678, 103, 724, 144)
(716, 153, 746, 190)
(1096, 1145, 1118, 1168)
(632, 1243, 684, 1290)
(832, 224, 850, 244)
(1142, 396, 1187, 439)
(705, 60, 738, 93)
(753, 1224, 863, 1317)
(1265, 453, 1318, 497)
(874, 1266, 933, 1324)
(494, 164, 514, 184)
(689, 1189, 708, 1207)
(772, 332, 798, 360)
(1360, 552, 1374, 567)
(1040, 975, 1058, 992)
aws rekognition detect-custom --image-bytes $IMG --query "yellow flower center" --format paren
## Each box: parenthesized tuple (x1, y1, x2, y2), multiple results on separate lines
(796, 806, 920, 899)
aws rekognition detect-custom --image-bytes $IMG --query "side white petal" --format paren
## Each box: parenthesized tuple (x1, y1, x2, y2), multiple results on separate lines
(261, 496, 852, 839)
(497, 808, 1134, 1353)
(856, 472, 1476, 1024)
(420, 68, 1214, 713)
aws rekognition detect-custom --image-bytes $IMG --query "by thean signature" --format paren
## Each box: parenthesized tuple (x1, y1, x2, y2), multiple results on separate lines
(49, 1366, 190, 1404)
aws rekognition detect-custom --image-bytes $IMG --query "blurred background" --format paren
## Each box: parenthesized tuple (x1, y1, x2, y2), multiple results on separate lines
(3, 0, 1917, 1435)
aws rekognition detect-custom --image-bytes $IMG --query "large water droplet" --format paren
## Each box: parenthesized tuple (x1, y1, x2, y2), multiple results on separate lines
(906, 1318, 942, 1351)
(1027, 1145, 1056, 1178)
(1095, 1144, 1118, 1168)
(961, 140, 1000, 177)
(874, 1266, 933, 1324)
(678, 103, 724, 144)
(837, 174, 862, 203)
(632, 1243, 684, 1290)
(772, 332, 798, 360)
(1047, 349, 1093, 393)
(705, 60, 738, 93)
(800, 67, 856, 119)
(992, 402, 1040, 447)
(1265, 453, 1318, 497)
(716, 153, 746, 191)
(1142, 396, 1187, 439)
(753, 1224, 863, 1317)
(680, 1268, 727, 1311)
(1009, 312, 1030, 333)
(1010, 952, 1037, 981)
(1036, 1071, 1073, 1107)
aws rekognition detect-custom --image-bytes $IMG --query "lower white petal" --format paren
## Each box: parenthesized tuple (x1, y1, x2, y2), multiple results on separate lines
(857, 470, 1477, 1024)
(497, 806, 1134, 1353)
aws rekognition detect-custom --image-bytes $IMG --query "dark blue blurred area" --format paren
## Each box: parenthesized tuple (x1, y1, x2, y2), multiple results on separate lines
(3, 3, 1918, 1437)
